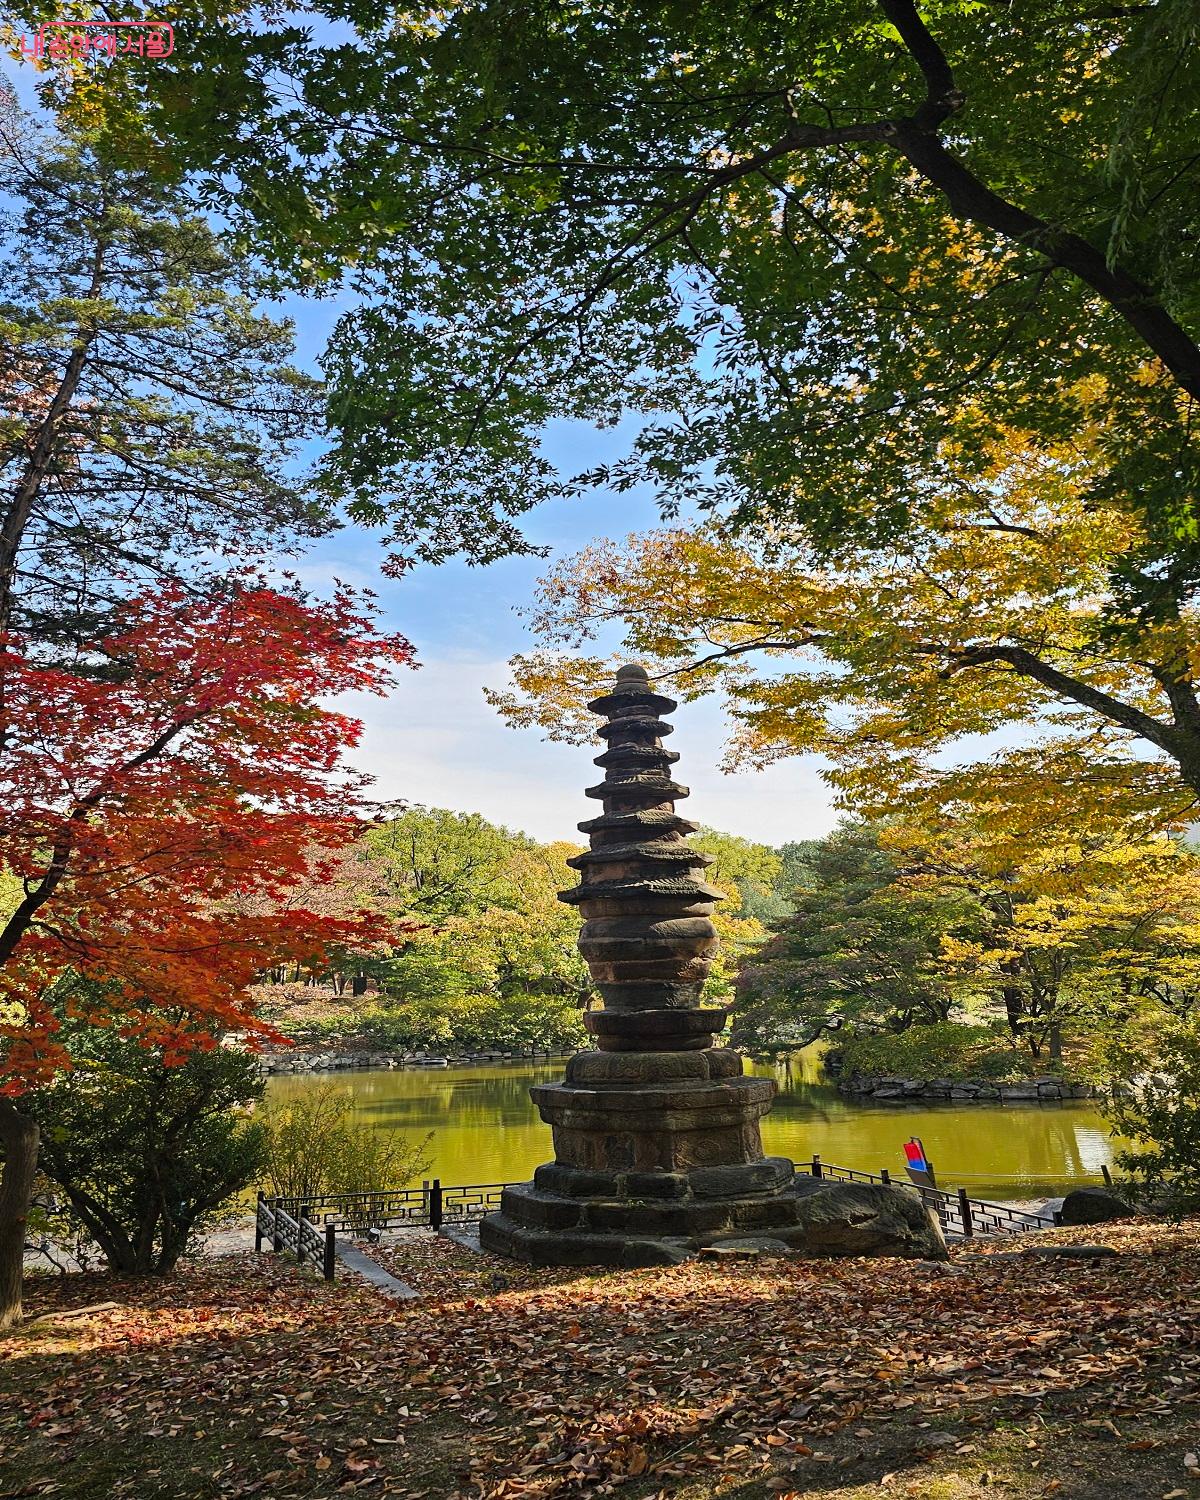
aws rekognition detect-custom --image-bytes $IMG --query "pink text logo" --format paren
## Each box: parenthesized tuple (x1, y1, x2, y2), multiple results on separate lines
(16, 20, 174, 61)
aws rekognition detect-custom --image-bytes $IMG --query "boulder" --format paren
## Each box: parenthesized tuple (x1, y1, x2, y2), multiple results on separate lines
(779, 1178, 948, 1260)
(1058, 1186, 1132, 1225)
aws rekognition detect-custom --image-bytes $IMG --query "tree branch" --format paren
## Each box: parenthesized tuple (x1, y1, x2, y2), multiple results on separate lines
(875, 0, 1200, 401)
(877, 0, 964, 128)
(938, 642, 1187, 759)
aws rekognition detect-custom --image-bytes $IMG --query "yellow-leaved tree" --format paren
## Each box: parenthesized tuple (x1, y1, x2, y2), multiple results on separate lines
(490, 426, 1200, 1084)
(882, 813, 1200, 1066)
(489, 426, 1198, 832)
(730, 812, 1200, 1072)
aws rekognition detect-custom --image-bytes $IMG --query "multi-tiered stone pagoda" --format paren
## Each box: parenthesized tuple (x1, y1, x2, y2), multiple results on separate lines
(481, 664, 944, 1265)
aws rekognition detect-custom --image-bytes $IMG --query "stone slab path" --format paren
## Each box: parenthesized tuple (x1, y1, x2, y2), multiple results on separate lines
(334, 1243, 421, 1300)
(440, 1224, 485, 1255)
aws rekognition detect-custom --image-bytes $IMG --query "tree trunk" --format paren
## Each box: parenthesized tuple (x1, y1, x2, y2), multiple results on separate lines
(1048, 1021, 1063, 1066)
(156, 1220, 190, 1275)
(1001, 959, 1024, 1038)
(0, 329, 98, 634)
(53, 1183, 137, 1272)
(0, 1099, 39, 1330)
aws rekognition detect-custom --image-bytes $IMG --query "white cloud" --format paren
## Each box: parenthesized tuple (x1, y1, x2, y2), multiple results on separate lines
(338, 657, 839, 846)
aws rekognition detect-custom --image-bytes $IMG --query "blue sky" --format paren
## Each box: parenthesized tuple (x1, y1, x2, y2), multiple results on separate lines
(2, 49, 839, 848)
(295, 387, 839, 847)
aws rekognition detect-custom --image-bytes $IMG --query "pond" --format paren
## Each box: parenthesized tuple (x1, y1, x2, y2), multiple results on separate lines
(263, 1052, 1122, 1202)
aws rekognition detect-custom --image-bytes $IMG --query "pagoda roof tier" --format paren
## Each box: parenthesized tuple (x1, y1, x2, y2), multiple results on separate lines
(584, 776, 689, 802)
(592, 744, 681, 770)
(596, 716, 674, 740)
(558, 876, 724, 905)
(587, 688, 678, 718)
(577, 809, 699, 837)
(566, 841, 714, 870)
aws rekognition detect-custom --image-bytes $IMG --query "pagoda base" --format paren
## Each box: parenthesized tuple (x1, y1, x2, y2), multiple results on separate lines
(530, 1071, 777, 1173)
(481, 1047, 947, 1265)
(480, 1157, 947, 1265)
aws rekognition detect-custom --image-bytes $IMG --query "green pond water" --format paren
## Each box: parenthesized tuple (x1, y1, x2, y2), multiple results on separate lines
(264, 1052, 1122, 1202)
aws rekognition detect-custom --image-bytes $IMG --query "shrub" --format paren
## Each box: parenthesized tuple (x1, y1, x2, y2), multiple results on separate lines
(32, 1033, 266, 1275)
(288, 992, 587, 1055)
(259, 1083, 432, 1203)
(1101, 1019, 1200, 1213)
(380, 991, 586, 1053)
(837, 1022, 1026, 1081)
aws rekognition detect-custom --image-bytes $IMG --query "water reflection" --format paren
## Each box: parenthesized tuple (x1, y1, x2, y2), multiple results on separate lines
(264, 1053, 1123, 1200)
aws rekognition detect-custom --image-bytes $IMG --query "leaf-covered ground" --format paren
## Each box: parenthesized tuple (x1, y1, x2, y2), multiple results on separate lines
(3, 1221, 1200, 1499)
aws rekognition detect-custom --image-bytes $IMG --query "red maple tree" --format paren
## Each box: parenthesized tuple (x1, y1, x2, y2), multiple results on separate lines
(0, 578, 413, 1324)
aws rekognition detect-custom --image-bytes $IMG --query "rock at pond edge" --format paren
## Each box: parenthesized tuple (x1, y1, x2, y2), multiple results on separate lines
(1058, 1186, 1133, 1225)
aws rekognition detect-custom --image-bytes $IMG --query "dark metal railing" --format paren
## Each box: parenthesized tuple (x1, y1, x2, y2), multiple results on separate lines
(802, 1155, 1058, 1237)
(276, 1185, 432, 1232)
(256, 1192, 337, 1279)
(257, 1159, 1064, 1265)
(266, 1179, 508, 1235)
(442, 1181, 507, 1223)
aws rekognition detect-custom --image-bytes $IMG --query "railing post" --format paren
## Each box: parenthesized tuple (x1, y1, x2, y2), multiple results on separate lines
(255, 1190, 265, 1253)
(430, 1178, 443, 1233)
(958, 1187, 973, 1238)
(811, 1154, 823, 1179)
(880, 1168, 890, 1186)
(1101, 1163, 1113, 1188)
(271, 1197, 283, 1254)
(297, 1203, 309, 1262)
(324, 1223, 337, 1282)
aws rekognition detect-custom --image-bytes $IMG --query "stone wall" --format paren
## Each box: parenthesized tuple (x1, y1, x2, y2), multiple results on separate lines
(837, 1073, 1099, 1102)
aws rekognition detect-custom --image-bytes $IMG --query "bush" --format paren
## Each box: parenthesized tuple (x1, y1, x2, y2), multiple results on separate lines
(259, 1083, 432, 1203)
(1101, 1019, 1200, 1213)
(32, 1033, 266, 1275)
(837, 1022, 1026, 1081)
(285, 992, 586, 1054)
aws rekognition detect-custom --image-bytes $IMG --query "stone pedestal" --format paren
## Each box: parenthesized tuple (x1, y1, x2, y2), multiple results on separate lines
(481, 664, 944, 1265)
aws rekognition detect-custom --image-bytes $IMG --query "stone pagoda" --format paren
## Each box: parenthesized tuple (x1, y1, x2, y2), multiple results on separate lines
(481, 664, 944, 1265)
